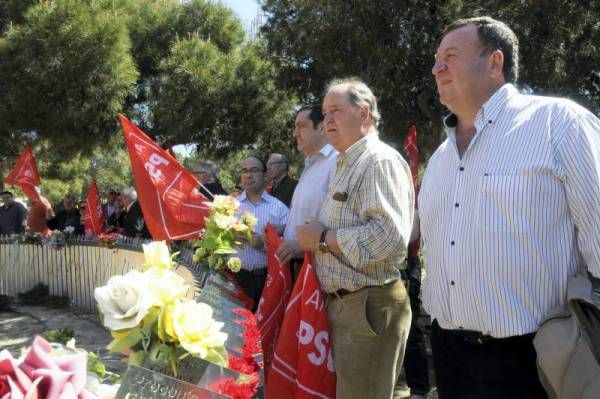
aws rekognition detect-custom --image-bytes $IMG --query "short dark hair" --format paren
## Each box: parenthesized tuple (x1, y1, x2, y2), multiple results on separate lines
(0, 191, 13, 197)
(297, 104, 323, 129)
(247, 155, 267, 172)
(444, 16, 519, 83)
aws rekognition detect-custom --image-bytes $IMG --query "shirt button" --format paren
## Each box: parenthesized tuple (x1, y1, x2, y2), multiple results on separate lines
(459, 167, 465, 171)
(451, 241, 455, 246)
(455, 203, 459, 208)
(488, 120, 493, 124)
(451, 281, 455, 286)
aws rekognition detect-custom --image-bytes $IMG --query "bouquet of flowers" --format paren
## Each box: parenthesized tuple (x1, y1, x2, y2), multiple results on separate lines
(94, 241, 229, 376)
(97, 232, 119, 248)
(192, 195, 257, 273)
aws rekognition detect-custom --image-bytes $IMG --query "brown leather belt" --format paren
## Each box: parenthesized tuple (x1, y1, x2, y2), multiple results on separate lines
(330, 280, 399, 298)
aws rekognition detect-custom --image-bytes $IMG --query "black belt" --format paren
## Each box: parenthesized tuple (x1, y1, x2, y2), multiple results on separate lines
(436, 321, 535, 345)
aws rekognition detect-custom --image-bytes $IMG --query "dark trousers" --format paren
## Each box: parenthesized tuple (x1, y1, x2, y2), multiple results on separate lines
(234, 269, 266, 312)
(431, 320, 548, 399)
(401, 257, 431, 395)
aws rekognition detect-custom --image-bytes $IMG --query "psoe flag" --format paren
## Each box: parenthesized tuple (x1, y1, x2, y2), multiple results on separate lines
(267, 253, 336, 399)
(83, 179, 105, 236)
(403, 124, 419, 189)
(4, 144, 41, 201)
(256, 223, 292, 376)
(118, 114, 210, 241)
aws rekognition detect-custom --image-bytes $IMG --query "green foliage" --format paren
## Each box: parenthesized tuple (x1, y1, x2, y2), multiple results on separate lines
(260, 0, 600, 156)
(0, 0, 138, 155)
(42, 327, 75, 345)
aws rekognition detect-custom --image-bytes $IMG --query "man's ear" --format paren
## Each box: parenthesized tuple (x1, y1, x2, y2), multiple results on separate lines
(489, 49, 505, 80)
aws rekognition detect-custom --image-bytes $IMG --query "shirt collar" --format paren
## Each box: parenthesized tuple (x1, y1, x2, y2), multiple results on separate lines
(338, 132, 378, 168)
(238, 190, 269, 204)
(305, 144, 336, 168)
(443, 83, 518, 132)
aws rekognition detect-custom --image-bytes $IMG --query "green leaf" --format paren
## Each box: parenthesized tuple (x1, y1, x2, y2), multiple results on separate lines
(107, 327, 144, 353)
(203, 346, 228, 368)
(128, 350, 147, 366)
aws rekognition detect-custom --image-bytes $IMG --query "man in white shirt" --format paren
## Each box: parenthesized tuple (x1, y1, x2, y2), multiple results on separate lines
(420, 16, 600, 398)
(276, 105, 337, 274)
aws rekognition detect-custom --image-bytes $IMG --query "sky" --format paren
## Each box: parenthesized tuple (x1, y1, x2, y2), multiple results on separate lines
(220, 0, 261, 29)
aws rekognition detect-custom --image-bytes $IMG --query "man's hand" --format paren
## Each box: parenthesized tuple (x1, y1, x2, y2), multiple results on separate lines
(296, 218, 324, 251)
(276, 240, 303, 264)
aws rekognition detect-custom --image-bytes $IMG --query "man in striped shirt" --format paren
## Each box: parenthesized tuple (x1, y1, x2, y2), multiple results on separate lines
(297, 78, 414, 399)
(235, 155, 289, 310)
(421, 16, 600, 398)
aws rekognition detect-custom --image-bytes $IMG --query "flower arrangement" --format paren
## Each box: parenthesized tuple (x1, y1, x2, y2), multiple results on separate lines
(97, 232, 119, 248)
(94, 241, 229, 376)
(0, 335, 119, 399)
(192, 195, 257, 273)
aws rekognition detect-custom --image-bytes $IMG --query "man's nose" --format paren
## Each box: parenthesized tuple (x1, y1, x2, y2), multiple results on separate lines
(432, 61, 447, 75)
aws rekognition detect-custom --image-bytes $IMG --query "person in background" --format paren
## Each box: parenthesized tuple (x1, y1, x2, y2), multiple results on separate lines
(192, 161, 227, 201)
(120, 187, 151, 239)
(266, 153, 298, 207)
(47, 194, 83, 234)
(27, 188, 54, 236)
(0, 190, 27, 235)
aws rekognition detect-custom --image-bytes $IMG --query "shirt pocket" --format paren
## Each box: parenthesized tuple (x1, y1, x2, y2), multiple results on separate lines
(477, 174, 535, 233)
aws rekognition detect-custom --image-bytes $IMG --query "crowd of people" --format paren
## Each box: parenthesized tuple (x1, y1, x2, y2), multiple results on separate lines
(2, 16, 600, 399)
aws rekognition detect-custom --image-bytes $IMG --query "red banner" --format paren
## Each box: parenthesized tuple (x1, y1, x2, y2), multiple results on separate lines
(267, 253, 336, 399)
(83, 179, 105, 236)
(118, 114, 210, 241)
(256, 224, 292, 376)
(4, 144, 41, 201)
(403, 124, 419, 189)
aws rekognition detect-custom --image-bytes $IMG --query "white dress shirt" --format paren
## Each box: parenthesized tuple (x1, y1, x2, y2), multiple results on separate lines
(419, 84, 600, 337)
(236, 190, 289, 270)
(283, 144, 338, 241)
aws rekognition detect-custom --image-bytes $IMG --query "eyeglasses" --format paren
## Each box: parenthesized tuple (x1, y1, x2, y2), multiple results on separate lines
(267, 161, 286, 167)
(240, 167, 265, 175)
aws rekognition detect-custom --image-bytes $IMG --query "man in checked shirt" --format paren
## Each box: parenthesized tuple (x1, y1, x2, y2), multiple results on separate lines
(297, 78, 414, 399)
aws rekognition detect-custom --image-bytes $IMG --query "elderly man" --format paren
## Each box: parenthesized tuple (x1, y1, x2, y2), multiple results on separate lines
(120, 187, 151, 239)
(0, 191, 27, 235)
(266, 153, 297, 207)
(276, 105, 337, 277)
(47, 194, 83, 234)
(192, 161, 227, 200)
(235, 155, 289, 308)
(420, 17, 600, 398)
(297, 78, 414, 399)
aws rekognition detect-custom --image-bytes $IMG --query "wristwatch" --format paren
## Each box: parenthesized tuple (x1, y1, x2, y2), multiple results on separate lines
(318, 229, 330, 253)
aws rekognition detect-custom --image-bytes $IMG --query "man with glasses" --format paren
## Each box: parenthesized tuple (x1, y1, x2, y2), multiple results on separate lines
(235, 155, 289, 309)
(266, 153, 297, 207)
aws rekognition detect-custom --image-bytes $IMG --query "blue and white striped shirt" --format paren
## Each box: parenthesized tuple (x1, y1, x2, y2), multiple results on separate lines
(419, 84, 600, 337)
(236, 190, 289, 270)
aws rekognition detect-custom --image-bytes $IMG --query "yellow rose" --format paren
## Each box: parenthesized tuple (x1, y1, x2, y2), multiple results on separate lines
(142, 241, 172, 270)
(167, 300, 228, 359)
(192, 247, 206, 263)
(227, 257, 242, 273)
(209, 195, 240, 216)
(144, 268, 188, 305)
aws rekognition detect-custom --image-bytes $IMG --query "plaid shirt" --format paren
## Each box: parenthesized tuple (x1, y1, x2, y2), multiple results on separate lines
(315, 133, 414, 293)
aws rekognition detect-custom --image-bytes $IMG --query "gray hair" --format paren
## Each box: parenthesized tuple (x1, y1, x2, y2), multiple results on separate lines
(121, 186, 137, 201)
(325, 78, 381, 127)
(195, 161, 219, 178)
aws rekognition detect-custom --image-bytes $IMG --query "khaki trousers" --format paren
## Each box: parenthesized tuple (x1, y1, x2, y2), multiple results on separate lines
(327, 279, 412, 399)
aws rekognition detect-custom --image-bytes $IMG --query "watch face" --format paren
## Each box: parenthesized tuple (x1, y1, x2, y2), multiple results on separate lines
(319, 242, 329, 253)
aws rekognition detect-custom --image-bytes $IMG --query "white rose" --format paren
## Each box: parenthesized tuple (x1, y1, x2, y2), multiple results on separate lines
(144, 268, 188, 306)
(94, 270, 155, 330)
(214, 214, 238, 230)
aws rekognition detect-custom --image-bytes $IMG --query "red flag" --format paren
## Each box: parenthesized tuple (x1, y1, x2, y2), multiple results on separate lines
(4, 144, 41, 201)
(267, 253, 336, 399)
(403, 124, 419, 189)
(118, 114, 210, 240)
(83, 180, 105, 236)
(256, 224, 292, 375)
